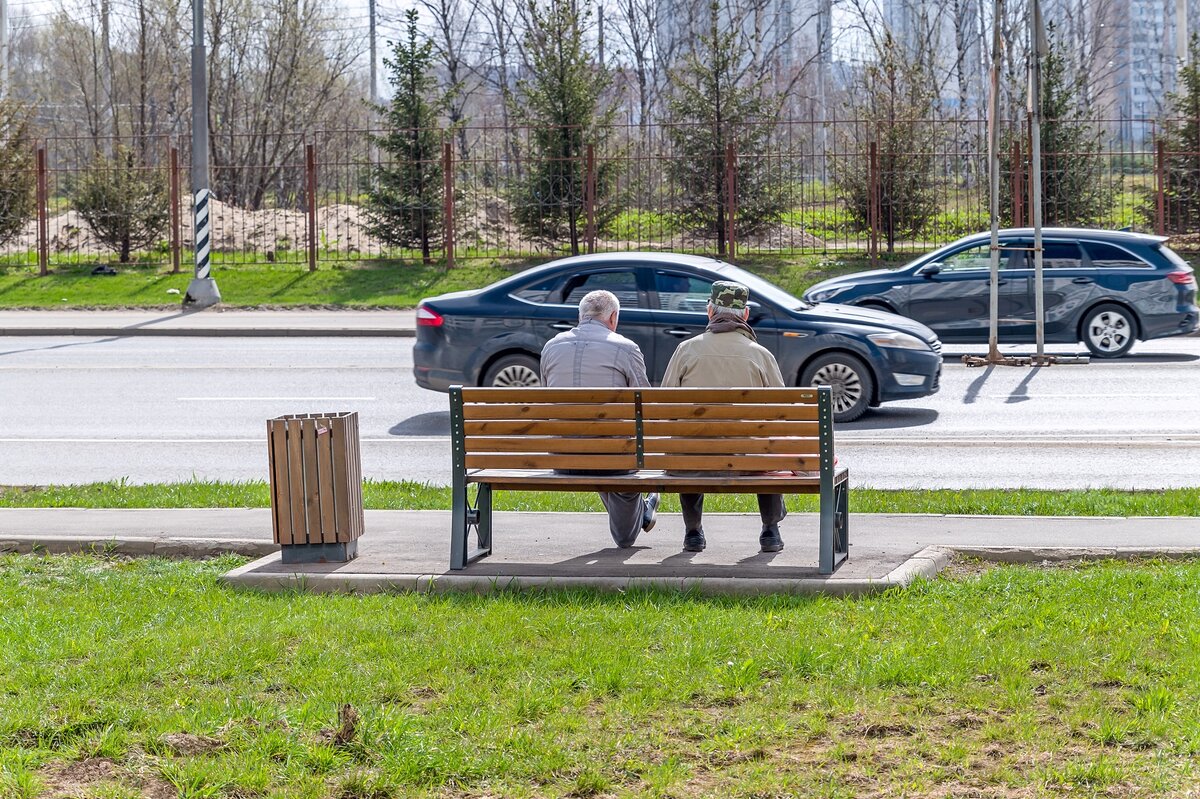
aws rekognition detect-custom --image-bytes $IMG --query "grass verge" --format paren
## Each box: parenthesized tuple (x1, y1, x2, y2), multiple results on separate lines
(1, 480, 1197, 516)
(0, 254, 885, 310)
(2, 554, 1200, 797)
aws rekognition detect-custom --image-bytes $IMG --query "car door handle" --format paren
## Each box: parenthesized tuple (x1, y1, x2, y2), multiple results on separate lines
(550, 322, 573, 331)
(1072, 277, 1094, 284)
(664, 328, 692, 337)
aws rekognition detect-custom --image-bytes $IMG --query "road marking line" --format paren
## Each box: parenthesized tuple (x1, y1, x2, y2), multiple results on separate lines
(176, 397, 378, 401)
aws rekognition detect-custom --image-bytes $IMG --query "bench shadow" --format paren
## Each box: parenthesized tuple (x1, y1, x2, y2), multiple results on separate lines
(465, 546, 818, 578)
(389, 411, 451, 436)
(842, 407, 938, 430)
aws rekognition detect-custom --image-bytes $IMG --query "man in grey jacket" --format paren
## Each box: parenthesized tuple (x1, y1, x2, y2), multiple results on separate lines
(660, 280, 787, 554)
(540, 289, 660, 547)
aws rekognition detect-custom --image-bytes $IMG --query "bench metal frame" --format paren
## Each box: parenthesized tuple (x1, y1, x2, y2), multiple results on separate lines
(448, 385, 849, 575)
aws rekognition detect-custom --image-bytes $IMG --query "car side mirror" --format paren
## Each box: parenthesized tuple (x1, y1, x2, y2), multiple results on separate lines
(918, 262, 942, 277)
(747, 300, 766, 323)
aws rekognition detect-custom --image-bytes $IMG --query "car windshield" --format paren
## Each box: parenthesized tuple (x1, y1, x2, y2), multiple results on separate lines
(710, 262, 813, 310)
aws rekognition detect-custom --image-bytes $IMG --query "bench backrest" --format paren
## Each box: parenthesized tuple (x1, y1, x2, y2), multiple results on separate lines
(450, 386, 834, 475)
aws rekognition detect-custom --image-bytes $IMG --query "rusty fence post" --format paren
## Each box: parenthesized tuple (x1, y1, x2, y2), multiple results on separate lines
(443, 140, 455, 267)
(169, 143, 182, 274)
(584, 143, 597, 254)
(724, 142, 737, 260)
(867, 140, 879, 267)
(305, 142, 318, 272)
(36, 144, 48, 276)
(1156, 138, 1166, 235)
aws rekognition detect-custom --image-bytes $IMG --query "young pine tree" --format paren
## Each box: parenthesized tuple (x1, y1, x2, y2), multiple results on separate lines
(0, 96, 36, 247)
(73, 146, 169, 263)
(366, 9, 444, 264)
(512, 0, 618, 255)
(834, 32, 941, 251)
(1001, 26, 1114, 226)
(664, 0, 787, 255)
(1153, 35, 1200, 233)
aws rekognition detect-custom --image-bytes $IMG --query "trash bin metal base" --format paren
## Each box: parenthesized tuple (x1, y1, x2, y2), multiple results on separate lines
(280, 540, 359, 564)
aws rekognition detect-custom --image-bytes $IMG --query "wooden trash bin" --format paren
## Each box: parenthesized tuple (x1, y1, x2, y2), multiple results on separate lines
(267, 411, 364, 563)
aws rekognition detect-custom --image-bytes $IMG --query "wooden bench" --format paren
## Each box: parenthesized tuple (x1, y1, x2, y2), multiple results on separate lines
(448, 386, 850, 574)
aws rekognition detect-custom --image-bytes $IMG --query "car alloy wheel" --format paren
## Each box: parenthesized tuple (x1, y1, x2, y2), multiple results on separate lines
(801, 353, 874, 423)
(1082, 304, 1137, 358)
(483, 354, 542, 387)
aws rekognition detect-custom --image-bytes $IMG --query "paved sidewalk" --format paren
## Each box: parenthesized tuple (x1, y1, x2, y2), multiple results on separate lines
(0, 309, 417, 337)
(2, 508, 1196, 596)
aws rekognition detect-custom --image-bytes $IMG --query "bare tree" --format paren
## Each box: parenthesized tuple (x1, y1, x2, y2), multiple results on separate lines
(418, 0, 480, 161)
(473, 0, 520, 175)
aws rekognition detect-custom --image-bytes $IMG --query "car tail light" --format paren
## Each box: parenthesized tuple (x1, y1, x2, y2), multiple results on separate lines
(416, 305, 444, 326)
(1167, 269, 1197, 287)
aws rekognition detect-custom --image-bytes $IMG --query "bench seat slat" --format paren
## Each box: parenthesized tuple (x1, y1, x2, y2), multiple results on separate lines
(639, 403, 819, 421)
(466, 436, 636, 454)
(462, 388, 635, 403)
(466, 453, 638, 469)
(641, 454, 821, 471)
(463, 403, 636, 421)
(465, 420, 636, 436)
(641, 420, 819, 437)
(639, 388, 819, 403)
(645, 436, 818, 455)
(465, 466, 849, 494)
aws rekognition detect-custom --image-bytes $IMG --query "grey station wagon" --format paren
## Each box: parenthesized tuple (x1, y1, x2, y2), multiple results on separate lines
(803, 229, 1199, 357)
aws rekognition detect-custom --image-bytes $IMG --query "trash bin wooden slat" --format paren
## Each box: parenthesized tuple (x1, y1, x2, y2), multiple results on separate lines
(267, 411, 364, 563)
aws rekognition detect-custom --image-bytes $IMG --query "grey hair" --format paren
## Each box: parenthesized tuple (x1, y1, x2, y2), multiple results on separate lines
(579, 289, 620, 323)
(708, 303, 747, 322)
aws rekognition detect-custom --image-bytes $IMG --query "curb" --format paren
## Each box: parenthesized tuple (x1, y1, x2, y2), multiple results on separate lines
(0, 328, 414, 338)
(0, 535, 276, 559)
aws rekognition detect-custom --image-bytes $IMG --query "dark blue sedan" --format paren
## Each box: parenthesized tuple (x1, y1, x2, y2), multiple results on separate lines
(803, 229, 1199, 357)
(414, 253, 943, 422)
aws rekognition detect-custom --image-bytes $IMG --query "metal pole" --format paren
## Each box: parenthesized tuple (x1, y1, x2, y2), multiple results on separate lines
(1030, 0, 1045, 358)
(36, 144, 47, 277)
(170, 143, 181, 274)
(184, 0, 220, 307)
(725, 142, 737, 260)
(584, 144, 596, 254)
(368, 0, 378, 106)
(306, 142, 318, 272)
(1157, 138, 1167, 234)
(0, 0, 8, 98)
(443, 141, 455, 267)
(869, 140, 879, 267)
(985, 0, 1004, 361)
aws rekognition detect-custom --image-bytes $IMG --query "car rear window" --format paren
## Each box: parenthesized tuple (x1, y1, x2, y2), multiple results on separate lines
(510, 276, 560, 303)
(1083, 242, 1150, 269)
(1040, 241, 1083, 269)
(563, 271, 643, 308)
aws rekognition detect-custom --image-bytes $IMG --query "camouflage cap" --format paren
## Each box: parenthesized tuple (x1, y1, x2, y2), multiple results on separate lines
(709, 280, 750, 310)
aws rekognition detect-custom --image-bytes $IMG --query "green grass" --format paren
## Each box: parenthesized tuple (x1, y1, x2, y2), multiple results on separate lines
(2, 480, 1197, 516)
(0, 260, 517, 309)
(5, 554, 1200, 796)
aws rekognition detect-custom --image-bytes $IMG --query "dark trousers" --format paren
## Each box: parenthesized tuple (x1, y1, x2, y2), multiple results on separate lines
(679, 493, 785, 534)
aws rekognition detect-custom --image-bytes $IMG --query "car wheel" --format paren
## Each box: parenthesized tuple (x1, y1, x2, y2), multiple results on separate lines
(801, 353, 875, 423)
(482, 353, 541, 387)
(1081, 304, 1138, 358)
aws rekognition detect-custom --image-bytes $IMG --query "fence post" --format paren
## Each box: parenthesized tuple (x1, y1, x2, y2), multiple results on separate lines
(36, 144, 48, 277)
(443, 140, 455, 267)
(867, 140, 879, 267)
(305, 142, 318, 272)
(169, 143, 182, 274)
(724, 142, 737, 260)
(584, 143, 596, 254)
(1156, 138, 1166, 235)
(1010, 138, 1023, 228)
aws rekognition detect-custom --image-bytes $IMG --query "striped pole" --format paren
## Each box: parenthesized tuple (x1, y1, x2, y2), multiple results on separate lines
(183, 0, 220, 307)
(194, 188, 211, 279)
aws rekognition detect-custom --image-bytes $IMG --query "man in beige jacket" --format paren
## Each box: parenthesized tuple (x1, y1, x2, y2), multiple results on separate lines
(660, 280, 787, 553)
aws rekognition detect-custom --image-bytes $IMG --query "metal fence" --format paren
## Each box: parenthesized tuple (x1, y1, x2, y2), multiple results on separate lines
(3, 117, 1198, 271)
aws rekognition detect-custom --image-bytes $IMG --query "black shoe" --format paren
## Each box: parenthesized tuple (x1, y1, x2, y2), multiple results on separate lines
(642, 493, 660, 532)
(683, 529, 706, 552)
(759, 524, 784, 553)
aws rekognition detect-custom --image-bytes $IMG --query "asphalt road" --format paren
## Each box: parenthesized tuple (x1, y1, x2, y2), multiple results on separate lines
(2, 335, 1198, 489)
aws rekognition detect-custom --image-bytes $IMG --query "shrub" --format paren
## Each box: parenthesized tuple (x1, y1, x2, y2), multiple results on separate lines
(72, 145, 169, 262)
